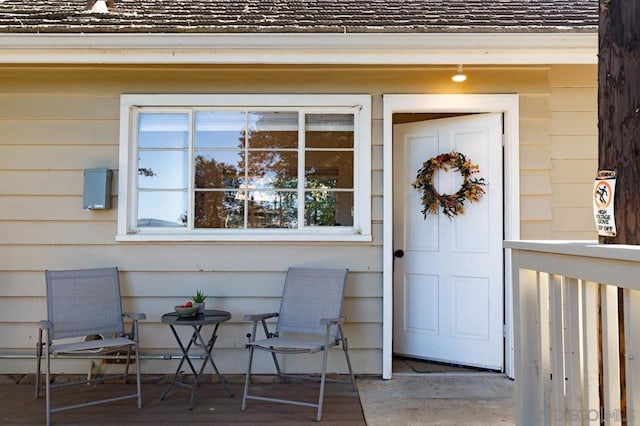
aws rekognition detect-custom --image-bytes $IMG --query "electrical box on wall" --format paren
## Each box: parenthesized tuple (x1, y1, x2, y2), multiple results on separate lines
(83, 168, 112, 210)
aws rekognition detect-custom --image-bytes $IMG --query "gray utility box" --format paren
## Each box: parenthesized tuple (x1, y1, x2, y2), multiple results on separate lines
(83, 168, 112, 210)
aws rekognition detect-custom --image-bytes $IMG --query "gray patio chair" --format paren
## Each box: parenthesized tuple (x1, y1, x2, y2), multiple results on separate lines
(35, 267, 145, 426)
(241, 267, 356, 421)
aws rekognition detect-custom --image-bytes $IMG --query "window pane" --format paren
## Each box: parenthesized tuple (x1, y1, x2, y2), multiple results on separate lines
(305, 114, 354, 148)
(139, 113, 189, 149)
(304, 191, 353, 227)
(195, 151, 244, 189)
(138, 151, 188, 189)
(195, 111, 246, 149)
(247, 191, 298, 228)
(248, 112, 298, 149)
(138, 191, 187, 227)
(305, 151, 354, 189)
(194, 191, 244, 229)
(247, 151, 298, 188)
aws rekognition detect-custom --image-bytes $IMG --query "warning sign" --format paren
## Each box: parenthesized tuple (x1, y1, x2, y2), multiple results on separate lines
(593, 170, 616, 237)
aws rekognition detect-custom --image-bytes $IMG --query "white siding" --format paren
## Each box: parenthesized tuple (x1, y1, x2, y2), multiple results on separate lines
(0, 64, 597, 374)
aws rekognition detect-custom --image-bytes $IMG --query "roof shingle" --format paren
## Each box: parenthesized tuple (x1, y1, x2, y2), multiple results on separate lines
(0, 0, 598, 34)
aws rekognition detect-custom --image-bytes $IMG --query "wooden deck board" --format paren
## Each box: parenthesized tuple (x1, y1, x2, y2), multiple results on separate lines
(0, 380, 365, 425)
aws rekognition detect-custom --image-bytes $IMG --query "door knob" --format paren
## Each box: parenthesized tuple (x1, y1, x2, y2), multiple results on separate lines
(394, 249, 405, 258)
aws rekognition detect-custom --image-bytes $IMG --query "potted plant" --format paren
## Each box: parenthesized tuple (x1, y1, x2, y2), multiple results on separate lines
(192, 290, 207, 313)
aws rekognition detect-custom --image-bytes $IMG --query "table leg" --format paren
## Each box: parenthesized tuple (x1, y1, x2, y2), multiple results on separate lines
(193, 323, 234, 397)
(161, 323, 233, 410)
(160, 324, 201, 409)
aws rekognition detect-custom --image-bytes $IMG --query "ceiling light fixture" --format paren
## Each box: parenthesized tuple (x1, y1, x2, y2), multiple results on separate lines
(452, 64, 467, 83)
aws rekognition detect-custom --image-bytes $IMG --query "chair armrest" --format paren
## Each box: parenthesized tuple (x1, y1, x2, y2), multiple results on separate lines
(122, 312, 145, 342)
(123, 312, 146, 321)
(39, 320, 52, 329)
(320, 316, 346, 325)
(243, 312, 279, 322)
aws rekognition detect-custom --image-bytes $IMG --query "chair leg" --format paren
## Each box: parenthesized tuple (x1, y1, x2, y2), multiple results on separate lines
(257, 319, 284, 381)
(45, 346, 51, 426)
(317, 346, 330, 422)
(242, 345, 255, 410)
(339, 327, 356, 391)
(135, 344, 142, 408)
(271, 352, 283, 381)
(35, 332, 42, 399)
(123, 345, 132, 384)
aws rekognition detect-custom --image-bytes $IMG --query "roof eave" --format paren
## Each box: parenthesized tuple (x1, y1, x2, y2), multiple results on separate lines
(0, 32, 598, 65)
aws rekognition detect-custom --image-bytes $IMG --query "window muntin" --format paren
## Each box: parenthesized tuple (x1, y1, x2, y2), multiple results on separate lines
(118, 95, 371, 241)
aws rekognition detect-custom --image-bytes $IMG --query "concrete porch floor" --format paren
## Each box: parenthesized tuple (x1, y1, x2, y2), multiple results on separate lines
(357, 358, 515, 425)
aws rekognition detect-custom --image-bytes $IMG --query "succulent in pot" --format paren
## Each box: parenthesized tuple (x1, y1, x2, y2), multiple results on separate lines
(192, 290, 207, 313)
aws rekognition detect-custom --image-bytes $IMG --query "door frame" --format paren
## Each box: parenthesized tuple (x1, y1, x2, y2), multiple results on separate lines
(382, 94, 520, 379)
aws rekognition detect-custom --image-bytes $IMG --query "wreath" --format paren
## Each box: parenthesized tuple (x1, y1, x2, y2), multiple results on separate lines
(412, 151, 487, 219)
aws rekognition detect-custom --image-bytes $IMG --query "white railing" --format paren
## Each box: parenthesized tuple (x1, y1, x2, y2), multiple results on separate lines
(506, 241, 640, 426)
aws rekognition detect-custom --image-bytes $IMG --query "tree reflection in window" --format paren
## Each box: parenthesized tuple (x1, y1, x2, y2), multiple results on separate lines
(194, 155, 243, 228)
(194, 111, 299, 229)
(136, 109, 355, 230)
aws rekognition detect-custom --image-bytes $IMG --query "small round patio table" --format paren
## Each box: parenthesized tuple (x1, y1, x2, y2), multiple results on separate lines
(160, 309, 233, 409)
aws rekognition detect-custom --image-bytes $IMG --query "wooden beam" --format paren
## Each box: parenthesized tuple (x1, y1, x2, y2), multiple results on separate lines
(598, 0, 640, 244)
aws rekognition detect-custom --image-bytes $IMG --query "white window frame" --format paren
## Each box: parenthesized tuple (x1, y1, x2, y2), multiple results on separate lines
(117, 94, 372, 242)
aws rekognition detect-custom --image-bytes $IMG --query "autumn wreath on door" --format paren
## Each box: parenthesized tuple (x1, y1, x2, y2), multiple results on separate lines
(412, 151, 487, 219)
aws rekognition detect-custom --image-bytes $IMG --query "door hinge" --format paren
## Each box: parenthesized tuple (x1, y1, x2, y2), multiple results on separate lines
(503, 324, 508, 337)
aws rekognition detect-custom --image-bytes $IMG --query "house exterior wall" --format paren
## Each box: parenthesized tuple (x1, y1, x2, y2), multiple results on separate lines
(0, 64, 597, 375)
(520, 65, 598, 240)
(549, 66, 598, 240)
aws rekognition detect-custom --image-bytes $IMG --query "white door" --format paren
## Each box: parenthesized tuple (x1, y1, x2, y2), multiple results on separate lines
(393, 113, 504, 370)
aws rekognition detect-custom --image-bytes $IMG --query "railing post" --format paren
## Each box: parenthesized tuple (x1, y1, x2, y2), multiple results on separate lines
(581, 281, 601, 424)
(623, 289, 640, 425)
(563, 277, 582, 420)
(538, 272, 551, 424)
(513, 257, 542, 425)
(549, 274, 565, 422)
(601, 284, 622, 426)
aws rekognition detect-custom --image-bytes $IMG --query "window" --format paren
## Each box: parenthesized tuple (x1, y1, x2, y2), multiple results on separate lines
(117, 95, 371, 241)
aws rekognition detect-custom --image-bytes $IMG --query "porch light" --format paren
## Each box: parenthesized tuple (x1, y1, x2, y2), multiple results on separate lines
(452, 65, 467, 82)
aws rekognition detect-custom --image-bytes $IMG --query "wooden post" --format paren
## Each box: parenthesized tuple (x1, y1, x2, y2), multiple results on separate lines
(598, 2, 640, 422)
(598, 0, 640, 245)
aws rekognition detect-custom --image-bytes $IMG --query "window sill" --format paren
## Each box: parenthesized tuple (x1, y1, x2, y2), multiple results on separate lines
(115, 231, 373, 243)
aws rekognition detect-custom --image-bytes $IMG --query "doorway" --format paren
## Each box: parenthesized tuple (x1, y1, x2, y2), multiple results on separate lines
(382, 94, 520, 379)
(392, 113, 503, 369)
